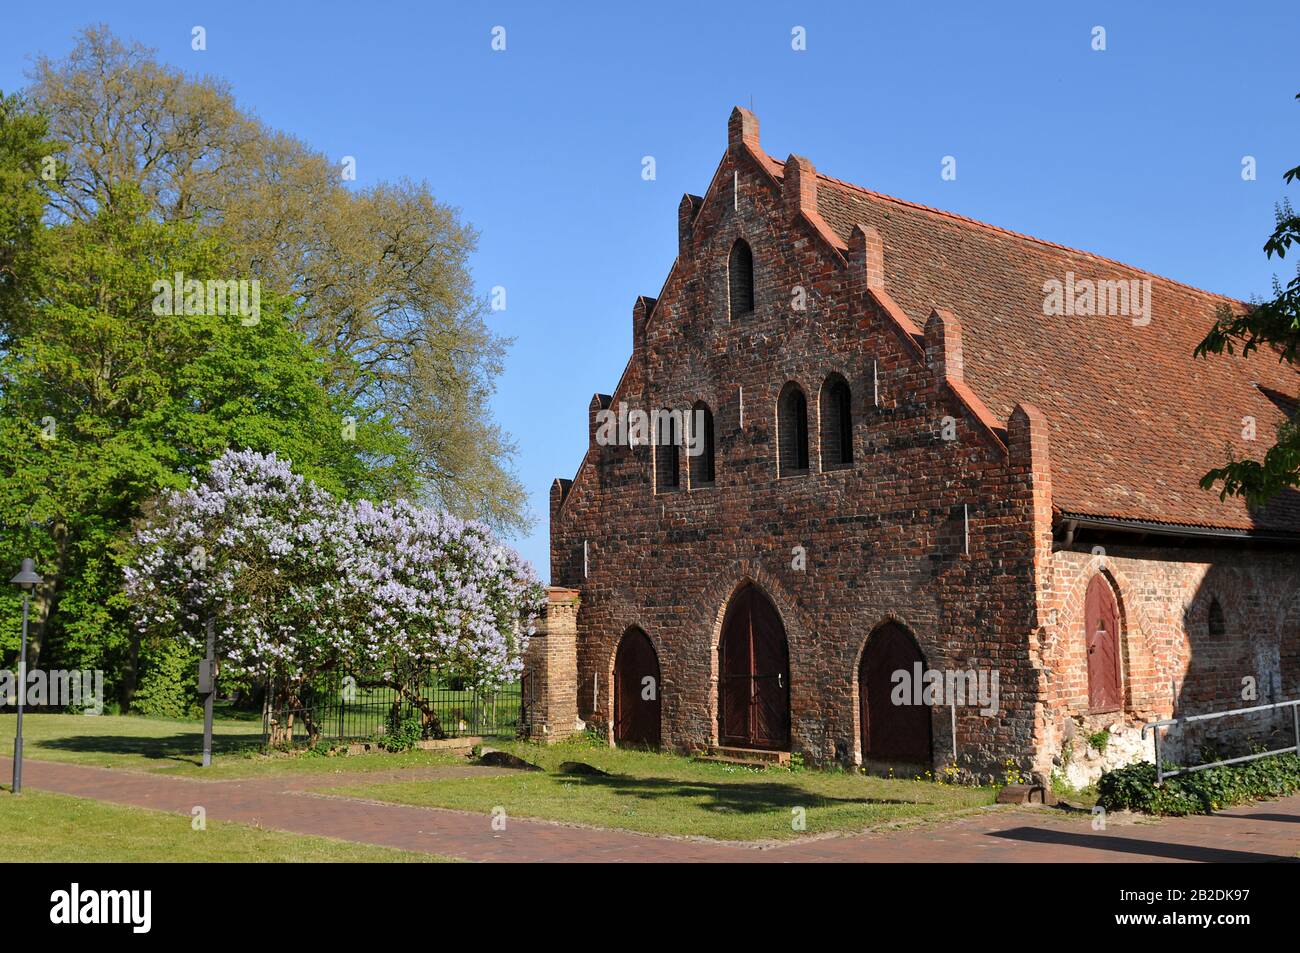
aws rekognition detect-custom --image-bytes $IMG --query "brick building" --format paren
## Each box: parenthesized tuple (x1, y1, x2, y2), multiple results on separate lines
(544, 108, 1300, 783)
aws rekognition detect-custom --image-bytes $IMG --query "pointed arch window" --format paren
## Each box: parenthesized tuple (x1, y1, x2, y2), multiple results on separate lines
(654, 409, 680, 492)
(689, 401, 715, 487)
(778, 383, 809, 476)
(1208, 598, 1227, 639)
(728, 239, 754, 319)
(819, 374, 853, 468)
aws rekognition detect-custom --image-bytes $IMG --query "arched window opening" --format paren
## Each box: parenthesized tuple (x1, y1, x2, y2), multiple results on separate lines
(689, 401, 715, 488)
(1208, 598, 1227, 639)
(778, 383, 809, 476)
(654, 409, 680, 492)
(728, 239, 754, 319)
(819, 375, 853, 468)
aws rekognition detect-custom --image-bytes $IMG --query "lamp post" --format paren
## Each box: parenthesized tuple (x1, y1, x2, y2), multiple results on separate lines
(10, 558, 43, 795)
(201, 617, 215, 768)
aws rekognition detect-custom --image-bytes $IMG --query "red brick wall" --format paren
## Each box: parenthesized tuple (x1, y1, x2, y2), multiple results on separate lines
(550, 110, 1046, 779)
(548, 109, 1300, 783)
(1040, 545, 1300, 777)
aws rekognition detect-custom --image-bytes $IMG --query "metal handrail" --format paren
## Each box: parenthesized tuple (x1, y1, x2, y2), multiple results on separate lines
(1140, 698, 1300, 785)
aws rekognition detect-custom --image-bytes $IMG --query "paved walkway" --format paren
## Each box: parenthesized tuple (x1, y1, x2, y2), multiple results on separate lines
(5, 756, 1299, 862)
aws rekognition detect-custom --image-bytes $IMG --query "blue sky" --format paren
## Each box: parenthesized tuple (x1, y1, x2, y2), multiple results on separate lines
(3, 2, 1298, 580)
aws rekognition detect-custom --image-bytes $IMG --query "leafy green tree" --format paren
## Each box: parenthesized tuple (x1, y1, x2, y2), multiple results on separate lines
(0, 90, 54, 343)
(28, 26, 528, 532)
(1195, 95, 1300, 505)
(0, 187, 416, 706)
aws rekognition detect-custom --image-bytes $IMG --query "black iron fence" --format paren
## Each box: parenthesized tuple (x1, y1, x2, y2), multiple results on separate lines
(264, 673, 529, 747)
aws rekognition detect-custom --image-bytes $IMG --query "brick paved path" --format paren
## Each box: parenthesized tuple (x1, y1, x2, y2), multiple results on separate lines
(5, 756, 1298, 862)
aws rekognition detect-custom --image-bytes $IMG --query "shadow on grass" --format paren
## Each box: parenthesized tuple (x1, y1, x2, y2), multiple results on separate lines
(211, 705, 267, 723)
(550, 771, 929, 816)
(37, 732, 265, 766)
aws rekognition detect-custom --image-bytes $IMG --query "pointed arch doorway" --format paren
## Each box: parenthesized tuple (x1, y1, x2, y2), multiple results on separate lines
(1085, 574, 1123, 711)
(614, 628, 661, 747)
(859, 622, 932, 765)
(718, 584, 790, 750)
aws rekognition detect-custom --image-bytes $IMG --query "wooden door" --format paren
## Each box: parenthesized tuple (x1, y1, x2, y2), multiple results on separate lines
(1086, 575, 1123, 711)
(719, 586, 790, 750)
(614, 628, 661, 747)
(859, 622, 932, 763)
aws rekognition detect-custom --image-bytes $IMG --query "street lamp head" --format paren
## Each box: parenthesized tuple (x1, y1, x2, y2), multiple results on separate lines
(10, 558, 42, 591)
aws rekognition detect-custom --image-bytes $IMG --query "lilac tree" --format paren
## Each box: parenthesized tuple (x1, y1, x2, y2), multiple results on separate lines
(339, 499, 544, 737)
(125, 449, 544, 745)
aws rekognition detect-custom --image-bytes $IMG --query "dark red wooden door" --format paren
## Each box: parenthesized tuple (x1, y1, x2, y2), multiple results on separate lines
(719, 586, 790, 750)
(614, 628, 661, 747)
(860, 622, 932, 764)
(1086, 575, 1123, 711)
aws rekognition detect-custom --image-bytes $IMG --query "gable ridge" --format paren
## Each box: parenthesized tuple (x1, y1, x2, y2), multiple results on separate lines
(637, 116, 1017, 462)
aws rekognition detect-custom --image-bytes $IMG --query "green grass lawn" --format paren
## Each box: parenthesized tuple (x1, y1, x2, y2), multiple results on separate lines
(327, 737, 999, 842)
(0, 711, 468, 779)
(0, 790, 449, 862)
(1, 713, 999, 842)
(0, 710, 263, 771)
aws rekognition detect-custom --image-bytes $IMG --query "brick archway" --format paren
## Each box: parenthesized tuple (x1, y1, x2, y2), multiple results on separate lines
(1084, 573, 1124, 712)
(1050, 556, 1165, 714)
(698, 559, 812, 749)
(591, 610, 661, 744)
(613, 627, 662, 748)
(856, 620, 933, 766)
(849, 612, 942, 766)
(717, 583, 790, 750)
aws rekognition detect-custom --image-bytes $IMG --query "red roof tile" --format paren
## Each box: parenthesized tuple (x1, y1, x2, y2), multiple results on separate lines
(771, 158, 1300, 533)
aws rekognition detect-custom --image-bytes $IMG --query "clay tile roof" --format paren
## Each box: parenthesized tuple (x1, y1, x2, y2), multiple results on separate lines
(771, 158, 1300, 534)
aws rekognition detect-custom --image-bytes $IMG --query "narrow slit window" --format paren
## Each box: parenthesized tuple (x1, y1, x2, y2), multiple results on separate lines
(1208, 598, 1226, 639)
(778, 383, 809, 476)
(689, 402, 715, 487)
(728, 239, 754, 319)
(654, 410, 680, 491)
(819, 375, 853, 468)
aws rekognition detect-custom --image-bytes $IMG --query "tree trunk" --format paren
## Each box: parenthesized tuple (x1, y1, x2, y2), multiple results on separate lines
(265, 679, 307, 748)
(27, 520, 70, 670)
(418, 704, 446, 740)
(301, 706, 321, 747)
(267, 709, 296, 747)
(119, 628, 141, 712)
